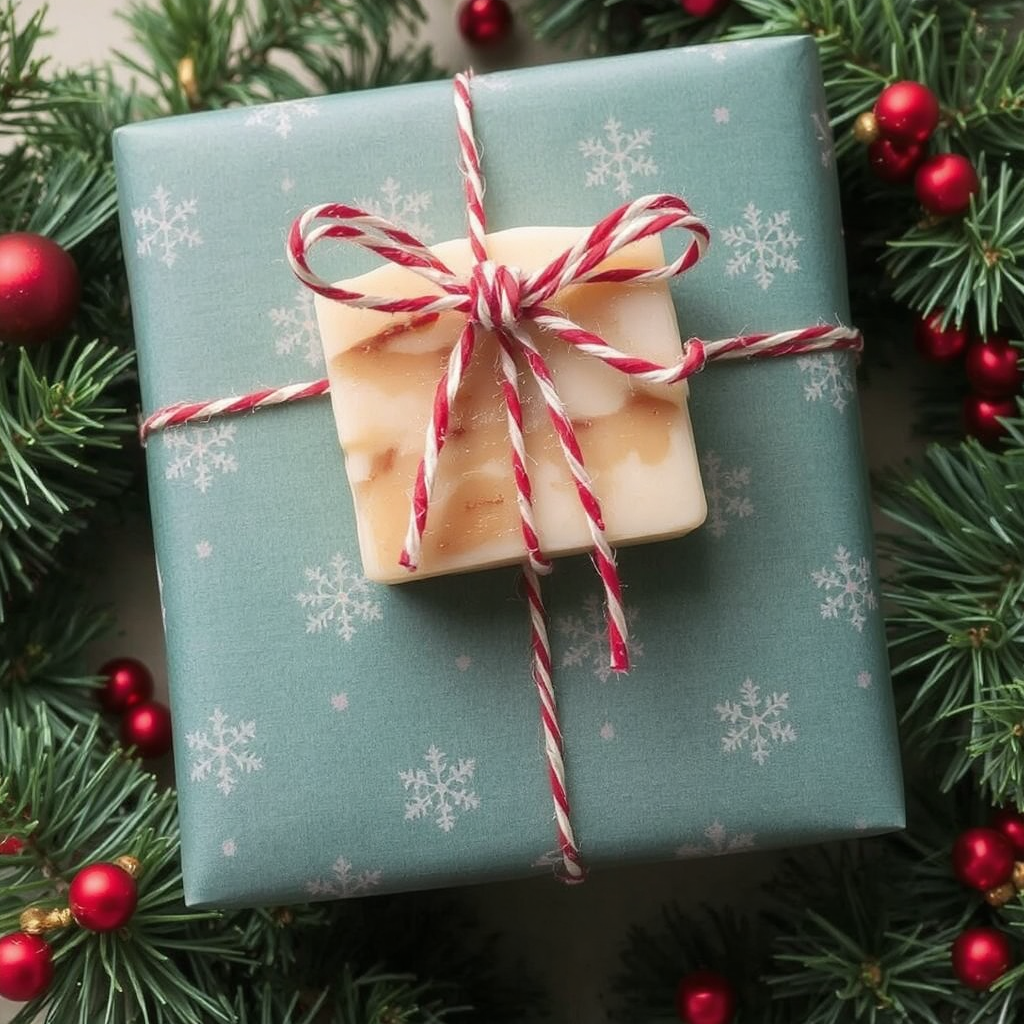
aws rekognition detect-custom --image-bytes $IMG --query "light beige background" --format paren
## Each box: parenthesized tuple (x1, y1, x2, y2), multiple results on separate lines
(2, 3, 915, 1021)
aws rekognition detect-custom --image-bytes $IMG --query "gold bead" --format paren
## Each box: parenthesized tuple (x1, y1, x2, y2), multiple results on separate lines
(1012, 861, 1024, 890)
(985, 881, 1016, 907)
(177, 56, 199, 107)
(20, 906, 73, 934)
(114, 854, 142, 878)
(853, 111, 880, 145)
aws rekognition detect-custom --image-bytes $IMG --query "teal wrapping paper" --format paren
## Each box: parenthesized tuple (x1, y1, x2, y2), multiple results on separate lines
(114, 36, 904, 908)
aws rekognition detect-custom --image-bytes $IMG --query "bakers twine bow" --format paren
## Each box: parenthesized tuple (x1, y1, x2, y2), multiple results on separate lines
(140, 70, 862, 885)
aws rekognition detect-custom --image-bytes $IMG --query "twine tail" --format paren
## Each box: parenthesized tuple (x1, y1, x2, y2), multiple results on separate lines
(523, 561, 586, 884)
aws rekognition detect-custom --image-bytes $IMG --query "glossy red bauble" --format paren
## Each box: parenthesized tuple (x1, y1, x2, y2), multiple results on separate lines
(0, 232, 80, 345)
(0, 835, 24, 855)
(868, 138, 924, 184)
(0, 932, 53, 1002)
(457, 0, 513, 46)
(680, 0, 730, 17)
(965, 337, 1022, 400)
(120, 700, 173, 759)
(915, 153, 979, 216)
(914, 309, 968, 362)
(873, 81, 940, 148)
(69, 862, 138, 932)
(952, 927, 1013, 991)
(964, 394, 1016, 447)
(97, 656, 154, 714)
(675, 970, 736, 1024)
(991, 807, 1024, 857)
(953, 827, 1016, 890)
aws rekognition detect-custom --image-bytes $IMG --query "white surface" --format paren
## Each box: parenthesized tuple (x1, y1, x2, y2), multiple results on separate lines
(2, 4, 917, 1021)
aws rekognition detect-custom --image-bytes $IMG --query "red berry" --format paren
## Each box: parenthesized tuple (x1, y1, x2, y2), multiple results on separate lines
(964, 394, 1016, 447)
(680, 0, 730, 17)
(0, 233, 80, 345)
(457, 0, 513, 46)
(991, 807, 1024, 856)
(675, 970, 736, 1024)
(0, 835, 24, 855)
(965, 337, 1022, 399)
(0, 932, 53, 1002)
(69, 862, 138, 932)
(952, 827, 1015, 890)
(97, 656, 154, 713)
(915, 153, 979, 216)
(873, 81, 940, 147)
(868, 138, 924, 184)
(952, 927, 1013, 991)
(914, 309, 968, 362)
(120, 700, 173, 759)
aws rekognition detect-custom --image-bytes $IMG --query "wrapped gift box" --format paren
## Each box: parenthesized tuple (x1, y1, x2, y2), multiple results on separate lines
(114, 37, 904, 908)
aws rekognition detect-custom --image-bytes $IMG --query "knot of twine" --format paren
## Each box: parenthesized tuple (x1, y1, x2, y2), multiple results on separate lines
(142, 71, 862, 886)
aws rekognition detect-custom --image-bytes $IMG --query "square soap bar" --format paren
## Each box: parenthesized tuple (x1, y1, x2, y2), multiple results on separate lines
(314, 227, 707, 583)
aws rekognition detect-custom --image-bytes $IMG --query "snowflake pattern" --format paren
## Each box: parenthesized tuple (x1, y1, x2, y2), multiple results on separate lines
(579, 117, 658, 198)
(599, 721, 616, 741)
(811, 109, 834, 168)
(701, 451, 753, 539)
(186, 708, 263, 797)
(355, 178, 433, 240)
(164, 424, 238, 493)
(812, 546, 878, 633)
(244, 99, 317, 139)
(306, 855, 382, 899)
(269, 288, 323, 368)
(455, 654, 472, 672)
(721, 203, 802, 290)
(716, 679, 796, 765)
(132, 185, 202, 268)
(331, 692, 350, 712)
(400, 744, 480, 833)
(798, 353, 856, 413)
(857, 671, 873, 689)
(295, 553, 383, 642)
(555, 593, 643, 682)
(196, 540, 213, 559)
(713, 106, 731, 124)
(676, 820, 756, 858)
(222, 839, 237, 858)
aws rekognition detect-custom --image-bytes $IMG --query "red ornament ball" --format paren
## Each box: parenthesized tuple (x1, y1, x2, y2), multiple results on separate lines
(873, 81, 940, 147)
(915, 153, 979, 216)
(965, 337, 1022, 399)
(991, 807, 1024, 856)
(964, 394, 1016, 447)
(868, 138, 924, 184)
(69, 862, 138, 932)
(680, 0, 730, 17)
(914, 309, 968, 362)
(675, 970, 736, 1024)
(457, 0, 513, 46)
(952, 927, 1013, 991)
(0, 932, 53, 1002)
(0, 232, 80, 346)
(120, 700, 173, 759)
(97, 656, 154, 714)
(0, 835, 24, 855)
(953, 827, 1016, 890)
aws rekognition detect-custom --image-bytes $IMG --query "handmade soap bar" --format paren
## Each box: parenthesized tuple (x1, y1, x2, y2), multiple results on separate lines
(315, 228, 707, 583)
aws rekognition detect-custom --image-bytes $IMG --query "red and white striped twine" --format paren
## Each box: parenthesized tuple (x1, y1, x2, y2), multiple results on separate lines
(140, 71, 862, 884)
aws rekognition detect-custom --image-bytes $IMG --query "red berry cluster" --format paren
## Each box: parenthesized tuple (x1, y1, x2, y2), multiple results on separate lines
(864, 82, 978, 216)
(914, 310, 1020, 445)
(98, 657, 173, 759)
(949, 808, 1024, 991)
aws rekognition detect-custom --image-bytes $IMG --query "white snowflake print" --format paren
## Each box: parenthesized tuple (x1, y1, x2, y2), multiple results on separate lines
(812, 545, 878, 633)
(221, 839, 237, 858)
(306, 855, 382, 899)
(269, 288, 323, 369)
(721, 203, 802, 290)
(579, 117, 658, 198)
(798, 353, 855, 413)
(707, 45, 729, 63)
(400, 744, 481, 833)
(163, 423, 238, 493)
(186, 708, 263, 797)
(857, 671, 873, 689)
(196, 540, 213, 559)
(330, 692, 350, 712)
(281, 173, 295, 193)
(455, 654, 472, 672)
(243, 99, 317, 139)
(296, 554, 383, 642)
(701, 451, 753, 539)
(811, 109, 834, 168)
(676, 820, 756, 858)
(555, 593, 643, 682)
(716, 679, 796, 766)
(132, 185, 202, 269)
(599, 721, 616, 741)
(713, 107, 730, 125)
(355, 178, 433, 240)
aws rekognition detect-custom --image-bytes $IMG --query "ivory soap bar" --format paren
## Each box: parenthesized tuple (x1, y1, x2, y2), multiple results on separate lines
(314, 227, 707, 584)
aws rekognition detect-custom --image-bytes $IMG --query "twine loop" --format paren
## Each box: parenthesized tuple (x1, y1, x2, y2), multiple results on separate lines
(469, 260, 524, 332)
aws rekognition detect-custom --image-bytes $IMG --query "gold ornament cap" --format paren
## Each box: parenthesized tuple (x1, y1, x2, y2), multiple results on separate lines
(20, 906, 73, 934)
(114, 854, 143, 878)
(985, 881, 1016, 907)
(853, 111, 880, 145)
